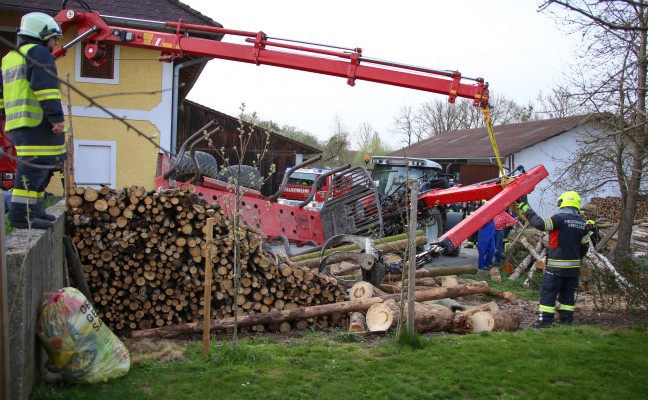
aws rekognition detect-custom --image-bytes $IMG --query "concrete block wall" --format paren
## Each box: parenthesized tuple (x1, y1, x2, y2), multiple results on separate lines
(4, 200, 66, 400)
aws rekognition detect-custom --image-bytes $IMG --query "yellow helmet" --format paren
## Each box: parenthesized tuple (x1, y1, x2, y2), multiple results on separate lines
(557, 191, 581, 210)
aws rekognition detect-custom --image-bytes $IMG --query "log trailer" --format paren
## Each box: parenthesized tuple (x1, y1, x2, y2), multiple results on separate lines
(48, 4, 548, 261)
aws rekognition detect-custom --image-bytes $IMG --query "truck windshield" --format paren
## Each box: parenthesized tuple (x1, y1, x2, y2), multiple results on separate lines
(287, 172, 323, 189)
(373, 165, 436, 195)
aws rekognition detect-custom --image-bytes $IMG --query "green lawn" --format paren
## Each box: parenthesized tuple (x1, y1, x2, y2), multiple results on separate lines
(33, 324, 648, 400)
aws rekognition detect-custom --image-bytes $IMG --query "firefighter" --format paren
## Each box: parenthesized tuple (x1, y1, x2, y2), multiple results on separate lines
(517, 191, 589, 327)
(0, 12, 66, 229)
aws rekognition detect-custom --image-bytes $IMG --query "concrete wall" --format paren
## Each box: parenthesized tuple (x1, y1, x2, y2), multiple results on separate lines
(4, 200, 66, 400)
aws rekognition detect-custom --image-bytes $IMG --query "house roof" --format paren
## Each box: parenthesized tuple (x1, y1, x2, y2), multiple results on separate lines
(0, 0, 221, 27)
(0, 0, 222, 100)
(391, 114, 595, 160)
(183, 100, 323, 155)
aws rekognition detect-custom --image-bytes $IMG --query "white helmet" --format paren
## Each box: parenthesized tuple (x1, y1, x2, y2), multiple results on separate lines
(18, 12, 62, 41)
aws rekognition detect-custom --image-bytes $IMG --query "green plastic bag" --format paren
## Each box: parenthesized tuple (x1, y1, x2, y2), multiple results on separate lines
(36, 287, 130, 383)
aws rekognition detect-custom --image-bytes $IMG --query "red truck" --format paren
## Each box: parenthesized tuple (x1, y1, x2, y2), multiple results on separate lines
(277, 167, 333, 211)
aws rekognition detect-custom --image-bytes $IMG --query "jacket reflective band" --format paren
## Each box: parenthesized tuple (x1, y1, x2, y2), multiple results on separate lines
(34, 88, 61, 101)
(16, 144, 66, 157)
(547, 258, 581, 268)
(11, 188, 39, 204)
(539, 304, 555, 313)
(1, 44, 44, 130)
(542, 217, 553, 231)
(558, 304, 575, 311)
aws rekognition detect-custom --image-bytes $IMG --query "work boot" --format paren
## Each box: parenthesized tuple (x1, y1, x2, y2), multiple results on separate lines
(9, 217, 55, 230)
(34, 203, 56, 221)
(532, 320, 554, 329)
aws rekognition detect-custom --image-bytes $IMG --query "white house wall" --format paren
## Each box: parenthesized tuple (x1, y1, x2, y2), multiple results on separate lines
(513, 124, 620, 217)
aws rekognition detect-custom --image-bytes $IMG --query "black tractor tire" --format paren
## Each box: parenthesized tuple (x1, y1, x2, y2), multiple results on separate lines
(167, 151, 219, 181)
(443, 211, 464, 257)
(217, 165, 262, 191)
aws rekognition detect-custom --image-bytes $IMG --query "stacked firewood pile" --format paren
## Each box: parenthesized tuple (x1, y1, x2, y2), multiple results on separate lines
(583, 196, 648, 254)
(66, 185, 348, 333)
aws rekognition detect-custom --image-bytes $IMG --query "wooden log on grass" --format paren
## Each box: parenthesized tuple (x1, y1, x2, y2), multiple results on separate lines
(366, 299, 454, 333)
(131, 282, 490, 338)
(348, 312, 367, 333)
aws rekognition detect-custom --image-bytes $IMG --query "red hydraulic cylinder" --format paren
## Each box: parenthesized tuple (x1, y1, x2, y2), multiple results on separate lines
(428, 165, 548, 253)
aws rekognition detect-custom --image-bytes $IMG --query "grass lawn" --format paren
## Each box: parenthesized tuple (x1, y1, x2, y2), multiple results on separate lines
(33, 324, 648, 400)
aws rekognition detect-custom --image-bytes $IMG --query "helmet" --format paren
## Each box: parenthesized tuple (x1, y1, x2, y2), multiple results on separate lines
(557, 191, 581, 210)
(18, 12, 62, 41)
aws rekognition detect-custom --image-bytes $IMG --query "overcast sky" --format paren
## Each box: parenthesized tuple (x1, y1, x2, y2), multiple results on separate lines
(181, 0, 580, 149)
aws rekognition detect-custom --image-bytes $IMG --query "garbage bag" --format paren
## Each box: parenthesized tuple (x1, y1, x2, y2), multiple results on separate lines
(36, 287, 130, 383)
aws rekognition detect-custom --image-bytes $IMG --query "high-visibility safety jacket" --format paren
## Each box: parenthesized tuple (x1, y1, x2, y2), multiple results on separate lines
(524, 206, 589, 271)
(1, 40, 65, 157)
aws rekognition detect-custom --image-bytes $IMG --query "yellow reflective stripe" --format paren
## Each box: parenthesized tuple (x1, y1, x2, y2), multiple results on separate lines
(0, 99, 4, 109)
(539, 304, 555, 313)
(581, 236, 590, 244)
(34, 88, 61, 101)
(543, 217, 554, 231)
(16, 144, 66, 157)
(11, 188, 39, 204)
(559, 304, 575, 311)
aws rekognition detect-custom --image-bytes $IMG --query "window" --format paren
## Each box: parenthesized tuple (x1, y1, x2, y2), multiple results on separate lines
(75, 43, 120, 84)
(74, 140, 117, 188)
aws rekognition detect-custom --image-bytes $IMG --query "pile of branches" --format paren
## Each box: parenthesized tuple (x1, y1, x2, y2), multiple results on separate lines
(66, 185, 348, 334)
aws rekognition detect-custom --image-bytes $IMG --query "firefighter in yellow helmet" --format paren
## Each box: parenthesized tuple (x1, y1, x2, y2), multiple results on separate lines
(517, 191, 589, 327)
(0, 12, 66, 229)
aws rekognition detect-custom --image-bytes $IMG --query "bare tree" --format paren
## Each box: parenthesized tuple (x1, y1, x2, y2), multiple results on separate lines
(391, 105, 421, 146)
(323, 114, 352, 166)
(534, 86, 586, 118)
(414, 93, 533, 137)
(541, 0, 648, 260)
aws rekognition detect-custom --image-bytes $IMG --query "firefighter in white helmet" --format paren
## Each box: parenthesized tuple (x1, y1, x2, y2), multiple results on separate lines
(517, 191, 590, 327)
(0, 12, 66, 229)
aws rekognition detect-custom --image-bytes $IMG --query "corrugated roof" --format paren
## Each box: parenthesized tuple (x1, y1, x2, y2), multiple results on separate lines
(391, 114, 594, 159)
(0, 0, 221, 27)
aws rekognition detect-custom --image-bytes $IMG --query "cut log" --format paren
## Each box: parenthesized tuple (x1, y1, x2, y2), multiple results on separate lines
(348, 311, 366, 333)
(491, 310, 521, 331)
(348, 281, 375, 300)
(131, 282, 491, 338)
(367, 299, 454, 333)
(467, 311, 495, 333)
(451, 302, 499, 333)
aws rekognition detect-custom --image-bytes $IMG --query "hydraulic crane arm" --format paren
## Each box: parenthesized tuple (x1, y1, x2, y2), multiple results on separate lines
(420, 165, 549, 256)
(52, 8, 488, 106)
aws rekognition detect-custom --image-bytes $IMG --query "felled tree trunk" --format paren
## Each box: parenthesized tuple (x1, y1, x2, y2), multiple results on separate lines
(366, 299, 454, 333)
(132, 282, 491, 338)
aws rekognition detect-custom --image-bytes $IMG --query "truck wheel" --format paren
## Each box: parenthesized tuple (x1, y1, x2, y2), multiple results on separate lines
(217, 165, 262, 191)
(168, 151, 219, 181)
(443, 211, 464, 257)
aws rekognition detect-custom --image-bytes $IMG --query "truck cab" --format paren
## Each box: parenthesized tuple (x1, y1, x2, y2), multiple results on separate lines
(277, 167, 332, 211)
